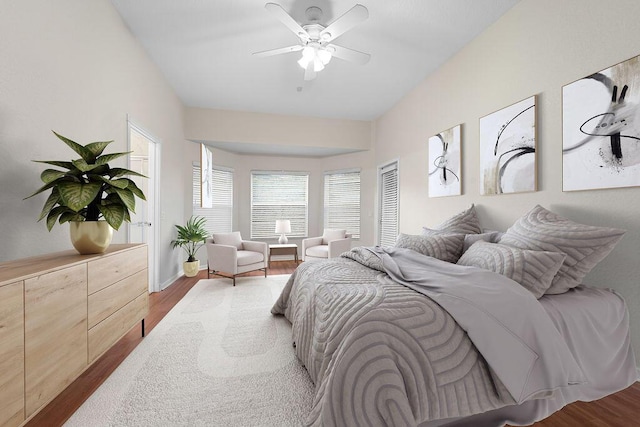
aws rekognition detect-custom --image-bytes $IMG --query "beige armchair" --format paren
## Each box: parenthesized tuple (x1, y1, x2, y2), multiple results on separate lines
(205, 232, 268, 286)
(302, 229, 352, 261)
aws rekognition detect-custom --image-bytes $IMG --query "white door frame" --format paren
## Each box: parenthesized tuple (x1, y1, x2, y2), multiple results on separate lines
(127, 116, 161, 293)
(376, 159, 400, 246)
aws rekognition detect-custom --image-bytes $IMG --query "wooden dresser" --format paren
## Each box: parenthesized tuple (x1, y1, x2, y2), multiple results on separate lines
(0, 244, 148, 427)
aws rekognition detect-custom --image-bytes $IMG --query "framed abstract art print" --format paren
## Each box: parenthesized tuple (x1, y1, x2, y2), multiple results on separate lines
(479, 96, 536, 195)
(563, 54, 640, 191)
(200, 143, 213, 208)
(428, 124, 461, 197)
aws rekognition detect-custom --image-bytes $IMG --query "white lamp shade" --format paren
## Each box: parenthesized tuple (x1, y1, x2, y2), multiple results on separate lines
(275, 220, 291, 234)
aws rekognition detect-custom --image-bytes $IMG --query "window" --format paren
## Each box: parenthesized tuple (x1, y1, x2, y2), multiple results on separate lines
(324, 169, 361, 239)
(193, 163, 233, 234)
(251, 171, 308, 239)
(378, 161, 399, 246)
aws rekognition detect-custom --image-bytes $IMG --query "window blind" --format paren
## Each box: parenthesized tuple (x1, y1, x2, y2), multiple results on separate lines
(324, 169, 361, 239)
(251, 171, 308, 239)
(193, 164, 233, 234)
(379, 161, 399, 246)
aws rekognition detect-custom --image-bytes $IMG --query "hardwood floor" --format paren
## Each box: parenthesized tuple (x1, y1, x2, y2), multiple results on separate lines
(26, 260, 639, 426)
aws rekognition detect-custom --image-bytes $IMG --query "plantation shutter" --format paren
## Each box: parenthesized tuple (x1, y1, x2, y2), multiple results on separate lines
(251, 171, 308, 239)
(324, 169, 361, 239)
(379, 161, 399, 246)
(193, 163, 233, 234)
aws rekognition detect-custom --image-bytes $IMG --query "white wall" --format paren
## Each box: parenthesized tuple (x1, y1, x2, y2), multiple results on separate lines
(373, 0, 640, 366)
(186, 107, 372, 152)
(0, 0, 186, 287)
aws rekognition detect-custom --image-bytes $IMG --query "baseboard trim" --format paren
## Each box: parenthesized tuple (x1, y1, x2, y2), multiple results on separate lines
(159, 264, 209, 292)
(160, 272, 181, 291)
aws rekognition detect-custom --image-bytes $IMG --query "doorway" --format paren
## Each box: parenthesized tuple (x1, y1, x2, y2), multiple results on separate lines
(127, 119, 160, 293)
(378, 160, 399, 247)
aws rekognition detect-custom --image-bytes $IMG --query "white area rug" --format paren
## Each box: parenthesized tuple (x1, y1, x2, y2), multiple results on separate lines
(66, 275, 314, 426)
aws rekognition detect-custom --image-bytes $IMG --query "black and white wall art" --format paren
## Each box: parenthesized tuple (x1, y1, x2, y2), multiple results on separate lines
(428, 124, 461, 197)
(200, 143, 213, 208)
(479, 96, 536, 195)
(563, 55, 640, 191)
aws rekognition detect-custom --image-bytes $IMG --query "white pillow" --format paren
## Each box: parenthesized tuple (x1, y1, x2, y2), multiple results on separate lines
(457, 241, 566, 299)
(322, 229, 346, 245)
(212, 231, 243, 250)
(499, 205, 625, 294)
(396, 232, 465, 264)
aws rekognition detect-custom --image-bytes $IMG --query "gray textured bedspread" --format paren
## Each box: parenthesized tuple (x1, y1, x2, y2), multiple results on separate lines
(271, 247, 584, 426)
(361, 246, 585, 403)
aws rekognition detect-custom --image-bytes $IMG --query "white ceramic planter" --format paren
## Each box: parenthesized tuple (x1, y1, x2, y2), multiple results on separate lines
(183, 260, 200, 277)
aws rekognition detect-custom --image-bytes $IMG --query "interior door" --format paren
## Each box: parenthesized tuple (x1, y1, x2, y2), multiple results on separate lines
(127, 121, 159, 292)
(378, 161, 399, 246)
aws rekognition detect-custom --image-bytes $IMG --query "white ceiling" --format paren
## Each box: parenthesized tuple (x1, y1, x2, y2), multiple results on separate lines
(110, 0, 520, 123)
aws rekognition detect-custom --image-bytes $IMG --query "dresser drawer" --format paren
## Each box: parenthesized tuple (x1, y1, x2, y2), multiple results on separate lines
(88, 246, 147, 294)
(88, 293, 148, 362)
(0, 281, 24, 427)
(88, 269, 148, 329)
(24, 264, 88, 417)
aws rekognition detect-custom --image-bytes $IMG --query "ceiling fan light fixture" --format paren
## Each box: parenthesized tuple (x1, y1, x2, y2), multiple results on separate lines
(299, 45, 332, 71)
(297, 56, 311, 69)
(317, 48, 332, 65)
(313, 56, 325, 72)
(301, 45, 315, 59)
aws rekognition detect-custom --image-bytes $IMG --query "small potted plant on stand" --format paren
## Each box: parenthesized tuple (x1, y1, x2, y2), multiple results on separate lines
(26, 131, 146, 254)
(171, 216, 208, 277)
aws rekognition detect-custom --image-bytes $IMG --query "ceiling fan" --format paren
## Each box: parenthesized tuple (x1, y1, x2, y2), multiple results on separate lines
(253, 2, 370, 81)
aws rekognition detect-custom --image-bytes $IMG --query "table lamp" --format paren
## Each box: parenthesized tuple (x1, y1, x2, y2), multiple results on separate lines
(275, 220, 291, 244)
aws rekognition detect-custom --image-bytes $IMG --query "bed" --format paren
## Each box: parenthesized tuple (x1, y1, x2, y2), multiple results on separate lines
(271, 205, 637, 427)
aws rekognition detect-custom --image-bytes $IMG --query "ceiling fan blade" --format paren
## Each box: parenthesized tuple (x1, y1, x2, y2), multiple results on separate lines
(253, 45, 303, 58)
(265, 3, 309, 41)
(319, 4, 368, 43)
(328, 44, 370, 65)
(303, 63, 317, 81)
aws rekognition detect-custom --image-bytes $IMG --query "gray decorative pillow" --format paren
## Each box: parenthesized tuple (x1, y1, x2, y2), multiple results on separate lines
(463, 231, 504, 253)
(457, 241, 566, 298)
(499, 205, 625, 294)
(396, 232, 465, 263)
(424, 204, 482, 235)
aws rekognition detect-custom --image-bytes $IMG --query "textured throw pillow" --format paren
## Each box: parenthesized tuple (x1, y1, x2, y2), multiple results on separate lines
(457, 241, 566, 298)
(424, 204, 482, 235)
(212, 231, 243, 250)
(463, 231, 504, 253)
(322, 229, 346, 245)
(499, 205, 625, 294)
(396, 232, 465, 263)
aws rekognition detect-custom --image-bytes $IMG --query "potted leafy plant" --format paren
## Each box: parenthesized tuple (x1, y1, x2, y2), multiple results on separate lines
(171, 216, 209, 277)
(26, 131, 146, 254)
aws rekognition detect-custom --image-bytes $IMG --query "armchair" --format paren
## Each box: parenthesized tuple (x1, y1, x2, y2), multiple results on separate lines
(302, 229, 352, 261)
(205, 232, 268, 286)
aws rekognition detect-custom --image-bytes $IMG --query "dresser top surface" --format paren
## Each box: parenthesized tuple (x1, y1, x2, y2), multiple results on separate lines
(0, 244, 146, 287)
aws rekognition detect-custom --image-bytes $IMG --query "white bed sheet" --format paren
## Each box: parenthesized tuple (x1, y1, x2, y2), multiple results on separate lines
(421, 285, 637, 427)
